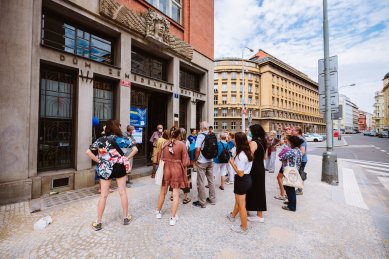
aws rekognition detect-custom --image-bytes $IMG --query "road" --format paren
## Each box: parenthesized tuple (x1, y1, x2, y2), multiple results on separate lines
(309, 133, 389, 162)
(308, 134, 389, 245)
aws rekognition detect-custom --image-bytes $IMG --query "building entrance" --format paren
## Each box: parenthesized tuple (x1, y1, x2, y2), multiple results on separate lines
(131, 86, 168, 167)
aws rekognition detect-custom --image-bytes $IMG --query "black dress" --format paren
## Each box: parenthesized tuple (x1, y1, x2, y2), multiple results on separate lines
(246, 139, 267, 211)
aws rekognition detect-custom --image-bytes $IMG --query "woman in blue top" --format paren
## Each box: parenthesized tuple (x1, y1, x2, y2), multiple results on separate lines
(279, 135, 304, 212)
(213, 133, 231, 190)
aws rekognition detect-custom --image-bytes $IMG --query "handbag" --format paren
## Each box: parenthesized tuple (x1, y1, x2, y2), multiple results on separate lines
(155, 144, 167, 186)
(299, 167, 307, 181)
(282, 165, 304, 189)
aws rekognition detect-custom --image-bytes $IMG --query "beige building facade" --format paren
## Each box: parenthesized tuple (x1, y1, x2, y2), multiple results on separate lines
(373, 91, 385, 132)
(383, 72, 389, 130)
(214, 51, 325, 133)
(0, 0, 214, 204)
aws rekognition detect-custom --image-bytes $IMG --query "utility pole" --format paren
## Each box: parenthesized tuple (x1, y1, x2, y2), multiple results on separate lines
(321, 0, 338, 185)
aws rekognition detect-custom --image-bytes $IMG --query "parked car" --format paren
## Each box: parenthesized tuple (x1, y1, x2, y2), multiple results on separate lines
(363, 131, 370, 136)
(368, 130, 377, 136)
(377, 131, 389, 138)
(304, 133, 324, 142)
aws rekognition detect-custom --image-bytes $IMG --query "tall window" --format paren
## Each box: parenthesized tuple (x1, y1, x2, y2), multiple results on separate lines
(248, 84, 252, 93)
(132, 48, 167, 81)
(214, 84, 218, 93)
(231, 83, 236, 92)
(38, 67, 75, 171)
(232, 109, 237, 116)
(214, 121, 218, 130)
(214, 109, 218, 117)
(248, 73, 252, 80)
(222, 84, 227, 92)
(93, 79, 114, 139)
(41, 11, 113, 65)
(180, 68, 200, 91)
(231, 121, 236, 130)
(231, 96, 236, 104)
(231, 72, 237, 79)
(222, 72, 227, 79)
(222, 96, 227, 104)
(222, 109, 227, 117)
(214, 73, 218, 80)
(248, 97, 252, 104)
(222, 122, 227, 130)
(214, 96, 218, 105)
(146, 0, 182, 24)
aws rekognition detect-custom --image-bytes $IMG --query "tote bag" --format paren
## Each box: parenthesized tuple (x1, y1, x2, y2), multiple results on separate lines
(282, 165, 303, 189)
(155, 144, 167, 186)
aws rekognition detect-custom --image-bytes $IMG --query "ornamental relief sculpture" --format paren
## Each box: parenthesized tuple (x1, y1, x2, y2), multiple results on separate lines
(99, 0, 193, 60)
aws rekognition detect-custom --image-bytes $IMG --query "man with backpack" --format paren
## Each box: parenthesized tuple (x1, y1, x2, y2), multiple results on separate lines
(193, 121, 218, 208)
(213, 133, 231, 190)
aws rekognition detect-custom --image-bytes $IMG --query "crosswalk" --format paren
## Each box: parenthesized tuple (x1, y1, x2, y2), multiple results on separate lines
(339, 158, 389, 176)
(338, 158, 389, 211)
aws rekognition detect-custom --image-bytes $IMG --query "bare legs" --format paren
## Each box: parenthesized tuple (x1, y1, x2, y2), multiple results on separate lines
(151, 163, 157, 178)
(277, 173, 286, 197)
(157, 185, 180, 217)
(231, 194, 248, 230)
(97, 176, 128, 223)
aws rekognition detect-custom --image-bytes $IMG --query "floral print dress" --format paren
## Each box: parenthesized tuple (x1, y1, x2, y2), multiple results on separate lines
(279, 148, 302, 170)
(91, 135, 132, 180)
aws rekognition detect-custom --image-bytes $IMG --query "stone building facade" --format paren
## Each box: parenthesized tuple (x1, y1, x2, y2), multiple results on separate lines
(373, 91, 385, 132)
(0, 0, 214, 204)
(214, 50, 325, 133)
(382, 72, 389, 130)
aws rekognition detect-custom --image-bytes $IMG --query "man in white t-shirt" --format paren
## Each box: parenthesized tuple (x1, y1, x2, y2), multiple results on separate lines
(192, 121, 216, 208)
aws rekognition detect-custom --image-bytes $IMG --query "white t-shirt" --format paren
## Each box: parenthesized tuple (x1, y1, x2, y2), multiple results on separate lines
(234, 151, 253, 174)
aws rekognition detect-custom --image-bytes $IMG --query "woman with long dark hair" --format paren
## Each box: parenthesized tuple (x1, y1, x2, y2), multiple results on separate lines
(246, 124, 268, 222)
(227, 132, 254, 234)
(86, 119, 135, 231)
(155, 127, 190, 226)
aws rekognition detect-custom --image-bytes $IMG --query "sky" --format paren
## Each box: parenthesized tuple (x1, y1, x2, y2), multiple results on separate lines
(214, 0, 389, 114)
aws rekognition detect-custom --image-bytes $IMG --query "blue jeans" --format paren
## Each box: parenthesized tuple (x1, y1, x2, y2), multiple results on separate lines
(284, 186, 296, 211)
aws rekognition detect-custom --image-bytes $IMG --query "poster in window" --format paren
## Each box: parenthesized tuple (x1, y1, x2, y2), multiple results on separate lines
(133, 127, 143, 144)
(130, 107, 147, 127)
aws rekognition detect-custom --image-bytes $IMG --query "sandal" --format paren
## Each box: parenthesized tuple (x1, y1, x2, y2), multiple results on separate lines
(92, 221, 102, 231)
(183, 197, 191, 204)
(274, 194, 286, 200)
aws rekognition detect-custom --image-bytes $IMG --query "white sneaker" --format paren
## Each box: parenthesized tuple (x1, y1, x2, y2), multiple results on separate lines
(230, 225, 247, 234)
(169, 215, 178, 226)
(226, 212, 236, 222)
(156, 210, 162, 219)
(248, 216, 265, 223)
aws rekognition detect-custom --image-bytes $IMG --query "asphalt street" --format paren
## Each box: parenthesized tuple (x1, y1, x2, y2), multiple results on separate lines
(309, 133, 389, 163)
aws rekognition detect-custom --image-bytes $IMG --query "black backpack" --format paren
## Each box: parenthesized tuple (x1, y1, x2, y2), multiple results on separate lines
(217, 142, 230, 163)
(201, 133, 218, 159)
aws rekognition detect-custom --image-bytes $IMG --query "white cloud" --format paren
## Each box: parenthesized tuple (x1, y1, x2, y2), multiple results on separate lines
(215, 0, 389, 113)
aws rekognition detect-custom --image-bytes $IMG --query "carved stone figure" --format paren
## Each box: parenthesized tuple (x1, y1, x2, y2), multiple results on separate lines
(99, 0, 193, 60)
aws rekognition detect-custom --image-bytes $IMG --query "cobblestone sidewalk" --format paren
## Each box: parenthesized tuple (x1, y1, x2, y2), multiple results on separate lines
(0, 156, 387, 258)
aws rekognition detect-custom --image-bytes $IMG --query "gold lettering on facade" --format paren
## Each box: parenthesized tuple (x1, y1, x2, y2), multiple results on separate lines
(125, 73, 130, 79)
(60, 54, 65, 61)
(72, 57, 78, 65)
(85, 62, 91, 68)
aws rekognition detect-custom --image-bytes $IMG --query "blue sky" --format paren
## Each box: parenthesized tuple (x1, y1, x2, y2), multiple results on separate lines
(215, 0, 389, 113)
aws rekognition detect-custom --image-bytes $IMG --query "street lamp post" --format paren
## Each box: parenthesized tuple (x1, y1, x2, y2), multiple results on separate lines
(241, 47, 253, 132)
(321, 0, 339, 185)
(337, 84, 355, 140)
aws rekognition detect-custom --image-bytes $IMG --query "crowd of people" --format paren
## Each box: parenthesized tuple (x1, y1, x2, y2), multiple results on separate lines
(86, 119, 308, 233)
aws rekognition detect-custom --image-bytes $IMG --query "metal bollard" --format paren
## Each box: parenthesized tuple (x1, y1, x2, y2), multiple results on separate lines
(321, 151, 339, 185)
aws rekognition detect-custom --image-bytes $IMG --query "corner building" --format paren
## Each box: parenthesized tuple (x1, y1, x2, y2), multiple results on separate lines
(214, 50, 325, 133)
(0, 0, 214, 204)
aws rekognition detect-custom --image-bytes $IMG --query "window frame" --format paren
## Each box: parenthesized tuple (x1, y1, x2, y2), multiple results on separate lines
(145, 0, 182, 24)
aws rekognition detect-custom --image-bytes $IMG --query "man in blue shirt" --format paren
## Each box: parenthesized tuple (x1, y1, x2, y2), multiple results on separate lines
(293, 127, 307, 195)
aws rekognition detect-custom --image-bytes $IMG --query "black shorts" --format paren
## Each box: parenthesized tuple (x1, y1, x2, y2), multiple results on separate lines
(99, 164, 127, 180)
(234, 174, 252, 195)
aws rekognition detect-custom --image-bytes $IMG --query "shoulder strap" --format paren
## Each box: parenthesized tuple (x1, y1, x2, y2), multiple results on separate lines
(108, 136, 124, 156)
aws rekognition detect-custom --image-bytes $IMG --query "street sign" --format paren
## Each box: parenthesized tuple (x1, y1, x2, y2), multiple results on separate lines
(318, 56, 338, 95)
(318, 55, 339, 114)
(319, 93, 339, 113)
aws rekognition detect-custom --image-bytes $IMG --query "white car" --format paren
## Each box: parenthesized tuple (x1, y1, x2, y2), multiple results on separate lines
(304, 133, 324, 142)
